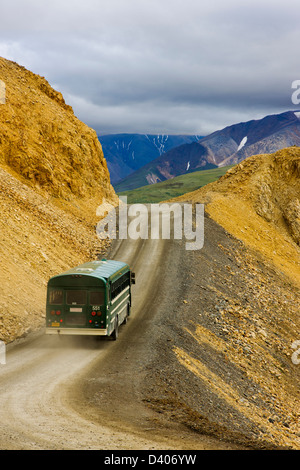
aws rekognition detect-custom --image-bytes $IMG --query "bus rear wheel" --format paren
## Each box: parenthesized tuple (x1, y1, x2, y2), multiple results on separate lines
(122, 303, 130, 325)
(111, 316, 119, 341)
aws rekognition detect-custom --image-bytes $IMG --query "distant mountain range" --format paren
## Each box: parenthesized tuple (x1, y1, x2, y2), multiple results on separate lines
(98, 133, 203, 184)
(113, 111, 300, 192)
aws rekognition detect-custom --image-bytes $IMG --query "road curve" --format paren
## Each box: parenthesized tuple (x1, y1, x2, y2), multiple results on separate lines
(0, 231, 238, 450)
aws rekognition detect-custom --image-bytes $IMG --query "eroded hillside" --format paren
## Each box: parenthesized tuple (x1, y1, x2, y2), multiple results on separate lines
(160, 147, 300, 448)
(0, 57, 116, 205)
(0, 57, 117, 342)
(173, 147, 300, 287)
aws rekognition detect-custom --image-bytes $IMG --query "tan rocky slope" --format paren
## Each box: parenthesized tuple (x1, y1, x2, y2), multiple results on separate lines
(0, 57, 116, 205)
(0, 57, 117, 342)
(164, 147, 300, 448)
(173, 147, 300, 287)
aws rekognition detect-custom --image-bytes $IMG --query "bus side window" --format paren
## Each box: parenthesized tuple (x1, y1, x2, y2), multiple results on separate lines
(111, 282, 115, 301)
(122, 272, 130, 290)
(111, 272, 130, 301)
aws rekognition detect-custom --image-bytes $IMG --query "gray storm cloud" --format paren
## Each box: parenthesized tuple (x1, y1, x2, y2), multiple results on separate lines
(0, 0, 299, 134)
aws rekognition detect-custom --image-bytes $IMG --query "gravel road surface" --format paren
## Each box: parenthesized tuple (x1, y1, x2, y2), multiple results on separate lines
(0, 213, 243, 450)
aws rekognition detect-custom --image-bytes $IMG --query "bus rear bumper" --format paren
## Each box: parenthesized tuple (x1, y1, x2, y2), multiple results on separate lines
(45, 327, 108, 336)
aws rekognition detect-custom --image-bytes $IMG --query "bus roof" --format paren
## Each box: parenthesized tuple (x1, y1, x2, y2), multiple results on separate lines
(49, 259, 129, 283)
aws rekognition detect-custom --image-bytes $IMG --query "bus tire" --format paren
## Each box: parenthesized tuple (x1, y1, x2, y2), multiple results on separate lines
(111, 316, 119, 340)
(123, 304, 130, 325)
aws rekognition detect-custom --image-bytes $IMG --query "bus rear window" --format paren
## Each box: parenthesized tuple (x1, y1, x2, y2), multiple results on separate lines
(66, 290, 86, 305)
(90, 291, 104, 305)
(49, 289, 63, 305)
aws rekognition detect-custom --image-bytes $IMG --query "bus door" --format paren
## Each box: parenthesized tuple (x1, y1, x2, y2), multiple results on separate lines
(64, 289, 87, 327)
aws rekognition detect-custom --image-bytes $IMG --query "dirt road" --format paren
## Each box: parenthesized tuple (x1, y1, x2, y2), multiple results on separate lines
(0, 214, 245, 450)
(3, 209, 296, 450)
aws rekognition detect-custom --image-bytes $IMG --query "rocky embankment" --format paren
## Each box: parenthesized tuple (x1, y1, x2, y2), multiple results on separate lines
(0, 57, 117, 342)
(158, 148, 300, 448)
(174, 147, 300, 285)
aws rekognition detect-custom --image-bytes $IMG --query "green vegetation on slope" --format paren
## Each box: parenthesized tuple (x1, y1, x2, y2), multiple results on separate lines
(117, 165, 235, 203)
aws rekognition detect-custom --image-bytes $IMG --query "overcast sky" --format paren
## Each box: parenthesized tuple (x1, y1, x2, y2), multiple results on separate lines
(1, 0, 300, 135)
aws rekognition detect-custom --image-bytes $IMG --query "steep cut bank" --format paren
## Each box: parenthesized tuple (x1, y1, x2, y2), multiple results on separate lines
(0, 57, 116, 206)
(173, 147, 300, 287)
(0, 57, 117, 342)
(155, 147, 300, 448)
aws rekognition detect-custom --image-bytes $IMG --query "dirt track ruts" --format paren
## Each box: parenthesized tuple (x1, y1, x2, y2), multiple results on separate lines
(0, 217, 242, 450)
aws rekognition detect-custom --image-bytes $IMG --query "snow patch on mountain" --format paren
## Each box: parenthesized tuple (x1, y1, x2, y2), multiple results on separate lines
(238, 136, 248, 151)
(113, 139, 133, 152)
(145, 134, 170, 156)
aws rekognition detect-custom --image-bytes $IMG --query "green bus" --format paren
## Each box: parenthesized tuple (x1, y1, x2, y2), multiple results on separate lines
(45, 259, 135, 340)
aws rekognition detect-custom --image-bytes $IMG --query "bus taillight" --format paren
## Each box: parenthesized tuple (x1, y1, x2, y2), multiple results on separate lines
(56, 310, 61, 315)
